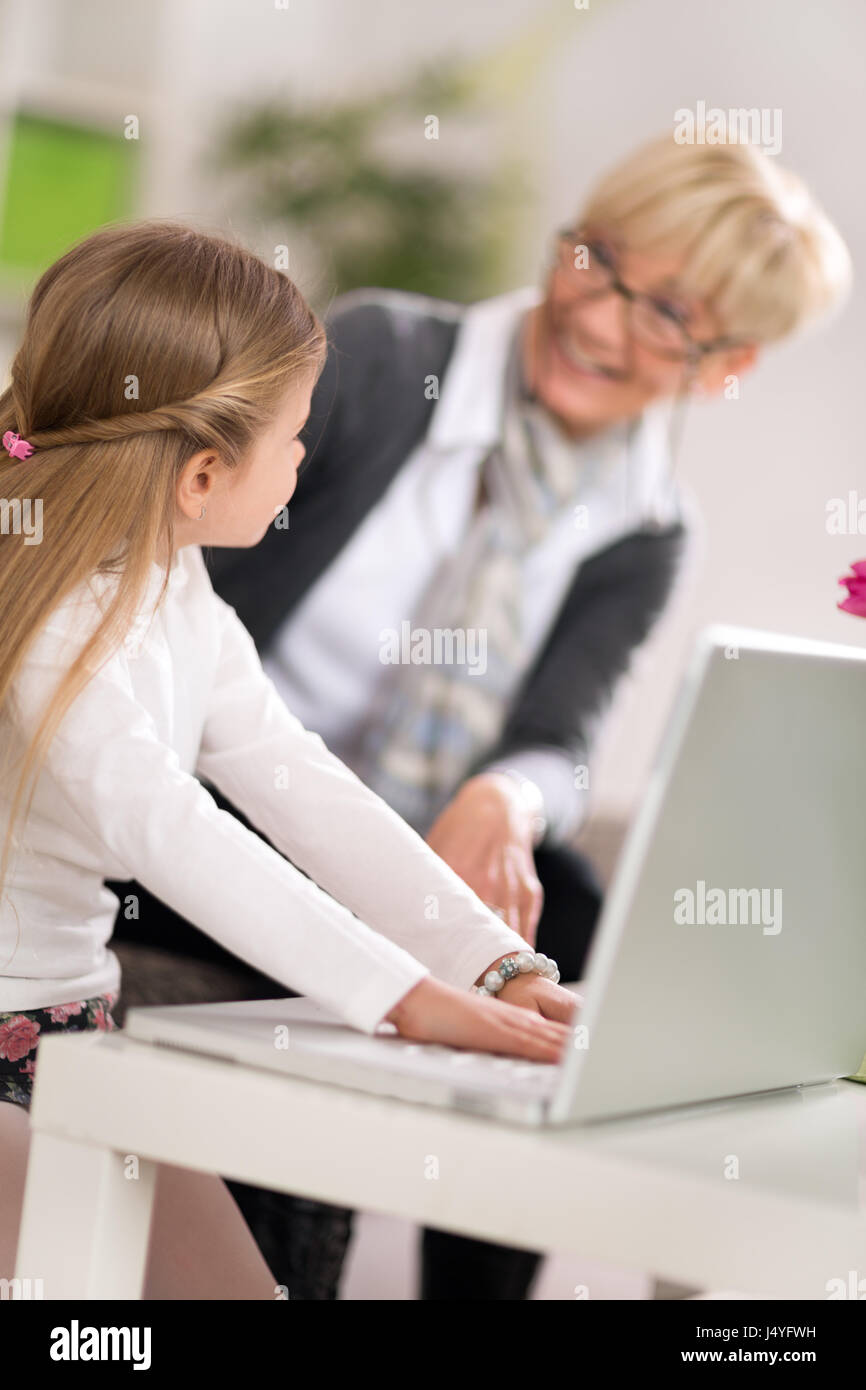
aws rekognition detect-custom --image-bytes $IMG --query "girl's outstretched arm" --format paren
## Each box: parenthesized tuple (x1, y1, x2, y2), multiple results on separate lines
(195, 552, 531, 993)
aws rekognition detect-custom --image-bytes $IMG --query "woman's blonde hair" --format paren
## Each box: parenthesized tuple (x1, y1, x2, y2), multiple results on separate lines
(578, 133, 851, 342)
(0, 218, 326, 912)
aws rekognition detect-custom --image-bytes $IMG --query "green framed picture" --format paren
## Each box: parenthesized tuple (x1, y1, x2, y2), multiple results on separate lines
(0, 110, 136, 289)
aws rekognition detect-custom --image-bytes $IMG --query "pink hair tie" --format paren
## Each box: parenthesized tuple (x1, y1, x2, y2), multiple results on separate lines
(2, 430, 34, 460)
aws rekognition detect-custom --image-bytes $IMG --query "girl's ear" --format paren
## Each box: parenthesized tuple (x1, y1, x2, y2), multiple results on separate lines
(693, 342, 759, 396)
(175, 449, 221, 522)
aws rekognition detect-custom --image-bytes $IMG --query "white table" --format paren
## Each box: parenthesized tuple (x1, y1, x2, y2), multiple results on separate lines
(15, 1029, 866, 1299)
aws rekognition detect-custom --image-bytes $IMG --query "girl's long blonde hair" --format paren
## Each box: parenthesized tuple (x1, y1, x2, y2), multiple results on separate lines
(0, 219, 326, 915)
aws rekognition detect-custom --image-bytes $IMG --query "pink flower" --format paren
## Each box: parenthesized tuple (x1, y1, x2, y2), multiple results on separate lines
(0, 1015, 41, 1062)
(838, 561, 866, 618)
(47, 1000, 84, 1023)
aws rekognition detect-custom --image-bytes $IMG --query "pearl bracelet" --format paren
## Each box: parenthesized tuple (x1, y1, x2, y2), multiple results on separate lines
(471, 950, 560, 996)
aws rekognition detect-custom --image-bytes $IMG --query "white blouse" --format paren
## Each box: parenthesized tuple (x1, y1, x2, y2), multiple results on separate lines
(0, 545, 527, 1030)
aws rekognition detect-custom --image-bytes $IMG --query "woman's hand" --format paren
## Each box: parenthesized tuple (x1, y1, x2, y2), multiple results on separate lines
(385, 970, 579, 1063)
(425, 772, 545, 944)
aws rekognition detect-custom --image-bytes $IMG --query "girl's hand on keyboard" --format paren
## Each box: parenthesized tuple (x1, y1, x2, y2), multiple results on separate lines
(497, 971, 581, 1021)
(385, 975, 574, 1063)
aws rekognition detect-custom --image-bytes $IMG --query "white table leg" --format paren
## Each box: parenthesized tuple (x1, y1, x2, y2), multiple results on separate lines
(15, 1131, 157, 1300)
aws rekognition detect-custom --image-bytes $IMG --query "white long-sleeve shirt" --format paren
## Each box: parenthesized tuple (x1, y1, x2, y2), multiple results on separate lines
(0, 545, 527, 1030)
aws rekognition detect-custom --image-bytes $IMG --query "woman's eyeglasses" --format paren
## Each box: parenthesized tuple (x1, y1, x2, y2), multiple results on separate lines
(553, 228, 744, 366)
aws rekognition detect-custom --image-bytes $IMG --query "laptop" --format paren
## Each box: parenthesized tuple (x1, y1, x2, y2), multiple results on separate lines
(125, 626, 866, 1127)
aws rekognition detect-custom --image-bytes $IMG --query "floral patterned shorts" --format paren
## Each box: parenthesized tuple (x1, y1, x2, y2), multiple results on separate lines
(0, 991, 118, 1112)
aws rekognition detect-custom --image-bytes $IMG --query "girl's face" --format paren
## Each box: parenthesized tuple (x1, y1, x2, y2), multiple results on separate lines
(174, 376, 314, 550)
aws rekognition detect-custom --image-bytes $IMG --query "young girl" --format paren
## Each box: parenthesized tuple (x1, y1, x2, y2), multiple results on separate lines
(0, 221, 576, 1298)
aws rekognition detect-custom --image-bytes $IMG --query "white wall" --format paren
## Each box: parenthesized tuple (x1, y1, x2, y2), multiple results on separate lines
(2, 0, 863, 817)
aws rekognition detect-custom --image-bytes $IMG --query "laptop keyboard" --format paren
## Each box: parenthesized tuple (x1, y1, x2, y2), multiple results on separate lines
(389, 1041, 559, 1095)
